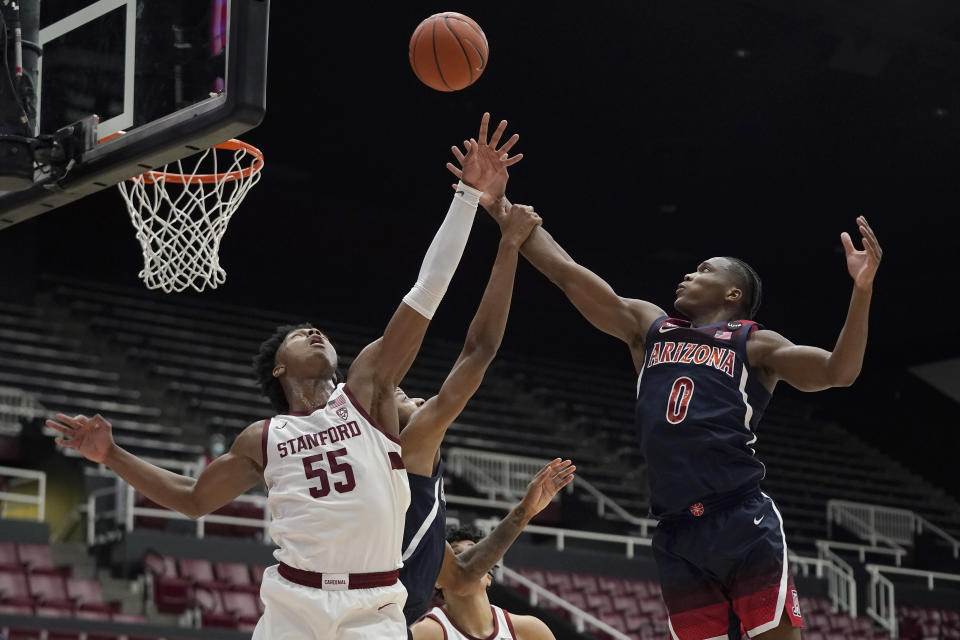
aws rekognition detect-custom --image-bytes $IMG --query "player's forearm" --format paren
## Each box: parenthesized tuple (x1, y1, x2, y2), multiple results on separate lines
(518, 226, 577, 288)
(402, 183, 482, 320)
(450, 503, 531, 593)
(462, 238, 519, 358)
(103, 445, 203, 518)
(825, 284, 873, 387)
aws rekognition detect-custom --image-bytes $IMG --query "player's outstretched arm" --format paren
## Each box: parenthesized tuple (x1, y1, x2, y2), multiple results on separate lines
(437, 459, 575, 595)
(401, 204, 541, 475)
(45, 413, 263, 519)
(347, 113, 521, 433)
(750, 216, 882, 391)
(446, 146, 663, 350)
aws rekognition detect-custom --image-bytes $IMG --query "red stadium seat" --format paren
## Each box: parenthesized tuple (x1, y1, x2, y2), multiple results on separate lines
(7, 630, 44, 640)
(213, 561, 259, 594)
(613, 595, 639, 615)
(17, 544, 65, 576)
(625, 612, 651, 632)
(27, 574, 73, 611)
(177, 557, 226, 590)
(604, 613, 628, 633)
(222, 589, 260, 627)
(586, 592, 615, 616)
(573, 573, 599, 591)
(828, 614, 853, 631)
(250, 564, 267, 586)
(544, 570, 572, 591)
(0, 568, 33, 606)
(195, 587, 238, 628)
(0, 541, 23, 570)
(66, 577, 118, 612)
(143, 553, 191, 614)
(598, 575, 627, 595)
(625, 579, 651, 598)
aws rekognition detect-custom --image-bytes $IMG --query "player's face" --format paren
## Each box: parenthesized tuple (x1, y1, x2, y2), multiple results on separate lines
(674, 257, 741, 316)
(395, 387, 425, 429)
(277, 327, 338, 380)
(450, 540, 493, 589)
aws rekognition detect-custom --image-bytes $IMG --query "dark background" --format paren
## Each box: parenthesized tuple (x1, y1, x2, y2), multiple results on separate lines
(2, 1, 959, 496)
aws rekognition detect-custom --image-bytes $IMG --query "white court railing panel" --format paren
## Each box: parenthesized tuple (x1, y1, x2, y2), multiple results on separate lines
(0, 465, 46, 522)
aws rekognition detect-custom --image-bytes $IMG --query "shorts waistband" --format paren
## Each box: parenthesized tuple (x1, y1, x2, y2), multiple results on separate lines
(654, 485, 762, 522)
(277, 562, 399, 590)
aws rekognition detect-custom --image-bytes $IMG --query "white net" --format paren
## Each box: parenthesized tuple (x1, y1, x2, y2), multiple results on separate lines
(117, 140, 264, 293)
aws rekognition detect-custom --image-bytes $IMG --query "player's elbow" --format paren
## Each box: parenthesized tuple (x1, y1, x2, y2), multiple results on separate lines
(461, 336, 499, 364)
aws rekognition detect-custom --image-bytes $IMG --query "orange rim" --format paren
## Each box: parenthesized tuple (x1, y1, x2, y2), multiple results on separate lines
(132, 139, 265, 185)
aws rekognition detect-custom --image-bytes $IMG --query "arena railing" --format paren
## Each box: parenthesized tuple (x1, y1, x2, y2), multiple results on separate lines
(0, 464, 46, 522)
(827, 499, 959, 558)
(447, 447, 658, 536)
(498, 564, 632, 640)
(475, 517, 652, 559)
(0, 384, 45, 435)
(865, 564, 960, 637)
(817, 543, 858, 618)
(816, 539, 907, 567)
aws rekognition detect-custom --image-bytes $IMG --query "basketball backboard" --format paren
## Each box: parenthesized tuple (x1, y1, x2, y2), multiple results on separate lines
(0, 0, 268, 229)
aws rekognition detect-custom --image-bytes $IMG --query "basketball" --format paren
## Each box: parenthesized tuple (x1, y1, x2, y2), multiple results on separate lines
(409, 12, 488, 92)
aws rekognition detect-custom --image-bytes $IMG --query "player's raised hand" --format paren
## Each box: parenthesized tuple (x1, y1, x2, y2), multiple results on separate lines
(840, 215, 882, 290)
(499, 204, 542, 247)
(45, 413, 116, 464)
(448, 112, 521, 206)
(519, 458, 575, 515)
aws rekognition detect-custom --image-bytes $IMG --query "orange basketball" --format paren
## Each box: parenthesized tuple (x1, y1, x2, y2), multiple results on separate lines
(409, 12, 488, 92)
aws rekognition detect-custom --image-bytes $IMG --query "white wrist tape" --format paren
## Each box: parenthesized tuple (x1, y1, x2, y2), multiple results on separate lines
(402, 181, 482, 319)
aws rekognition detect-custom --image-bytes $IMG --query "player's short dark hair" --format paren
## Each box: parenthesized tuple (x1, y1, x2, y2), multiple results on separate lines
(446, 523, 485, 546)
(252, 323, 313, 414)
(721, 257, 763, 320)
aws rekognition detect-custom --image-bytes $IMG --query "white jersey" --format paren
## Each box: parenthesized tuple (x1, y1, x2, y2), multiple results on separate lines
(262, 383, 410, 574)
(425, 605, 518, 640)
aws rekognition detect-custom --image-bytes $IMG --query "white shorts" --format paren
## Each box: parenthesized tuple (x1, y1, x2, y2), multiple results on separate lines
(252, 565, 408, 640)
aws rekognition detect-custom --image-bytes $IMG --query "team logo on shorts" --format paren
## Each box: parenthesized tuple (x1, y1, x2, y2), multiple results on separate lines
(791, 589, 801, 617)
(336, 407, 349, 420)
(689, 502, 704, 517)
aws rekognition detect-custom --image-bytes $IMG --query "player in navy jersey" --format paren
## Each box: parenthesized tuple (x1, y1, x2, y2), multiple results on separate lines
(394, 169, 575, 627)
(446, 144, 882, 640)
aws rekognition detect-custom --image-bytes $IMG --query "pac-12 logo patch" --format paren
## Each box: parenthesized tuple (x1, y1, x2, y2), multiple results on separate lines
(726, 321, 743, 331)
(336, 407, 349, 420)
(689, 502, 704, 517)
(791, 589, 801, 617)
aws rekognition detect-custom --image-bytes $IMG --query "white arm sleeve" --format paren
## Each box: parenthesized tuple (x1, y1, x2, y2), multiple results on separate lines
(402, 181, 482, 319)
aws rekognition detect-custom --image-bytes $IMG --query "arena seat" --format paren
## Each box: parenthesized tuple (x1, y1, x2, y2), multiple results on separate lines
(213, 562, 260, 594)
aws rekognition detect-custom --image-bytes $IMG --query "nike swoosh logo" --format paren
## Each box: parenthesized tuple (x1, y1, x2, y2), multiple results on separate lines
(754, 515, 765, 525)
(455, 190, 465, 197)
(275, 421, 287, 430)
(659, 325, 680, 333)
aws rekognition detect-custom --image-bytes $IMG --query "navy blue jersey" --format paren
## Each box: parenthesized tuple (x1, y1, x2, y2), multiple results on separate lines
(636, 316, 771, 519)
(399, 459, 447, 626)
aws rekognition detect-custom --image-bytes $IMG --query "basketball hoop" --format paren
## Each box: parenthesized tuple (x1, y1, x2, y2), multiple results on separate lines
(117, 139, 264, 293)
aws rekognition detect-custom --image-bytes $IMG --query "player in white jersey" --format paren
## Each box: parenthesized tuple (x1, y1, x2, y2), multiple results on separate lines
(411, 526, 556, 640)
(45, 113, 522, 640)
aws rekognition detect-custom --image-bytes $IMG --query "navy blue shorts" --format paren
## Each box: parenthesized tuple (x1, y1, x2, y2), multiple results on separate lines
(652, 492, 803, 639)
